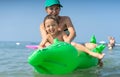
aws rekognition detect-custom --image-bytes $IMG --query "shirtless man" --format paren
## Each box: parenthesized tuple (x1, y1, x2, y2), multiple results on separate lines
(40, 0, 76, 46)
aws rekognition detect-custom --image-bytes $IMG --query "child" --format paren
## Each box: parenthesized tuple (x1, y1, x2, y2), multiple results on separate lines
(39, 15, 105, 59)
(108, 36, 115, 49)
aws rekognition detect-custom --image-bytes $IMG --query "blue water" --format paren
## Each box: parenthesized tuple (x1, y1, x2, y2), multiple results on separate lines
(0, 41, 120, 77)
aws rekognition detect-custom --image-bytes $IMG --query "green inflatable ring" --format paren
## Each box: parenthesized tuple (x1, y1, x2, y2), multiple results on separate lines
(28, 39, 105, 74)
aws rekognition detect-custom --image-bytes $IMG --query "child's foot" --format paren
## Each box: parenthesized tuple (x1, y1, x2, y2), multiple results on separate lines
(89, 52, 105, 59)
(98, 53, 105, 59)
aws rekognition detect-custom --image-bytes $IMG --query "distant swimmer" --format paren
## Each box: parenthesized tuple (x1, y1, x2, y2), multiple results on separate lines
(108, 36, 115, 50)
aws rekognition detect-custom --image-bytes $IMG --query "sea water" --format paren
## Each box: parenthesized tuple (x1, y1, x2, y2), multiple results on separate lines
(0, 41, 120, 77)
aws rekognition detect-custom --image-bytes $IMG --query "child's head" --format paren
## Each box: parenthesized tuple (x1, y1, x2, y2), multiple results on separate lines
(45, 0, 63, 16)
(44, 15, 59, 35)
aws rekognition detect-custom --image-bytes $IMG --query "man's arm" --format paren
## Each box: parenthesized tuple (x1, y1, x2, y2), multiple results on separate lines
(65, 16, 76, 42)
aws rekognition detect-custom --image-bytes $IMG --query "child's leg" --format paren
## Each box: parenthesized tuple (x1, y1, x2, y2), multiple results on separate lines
(85, 43, 97, 50)
(71, 42, 105, 59)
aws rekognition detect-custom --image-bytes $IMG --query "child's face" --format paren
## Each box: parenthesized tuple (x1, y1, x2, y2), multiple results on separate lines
(46, 5, 60, 16)
(45, 19, 59, 35)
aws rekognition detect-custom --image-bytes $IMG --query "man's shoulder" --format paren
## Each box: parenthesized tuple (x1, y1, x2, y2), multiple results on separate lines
(60, 16, 71, 22)
(60, 16, 70, 18)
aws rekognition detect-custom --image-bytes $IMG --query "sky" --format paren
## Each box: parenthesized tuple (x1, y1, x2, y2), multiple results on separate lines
(0, 0, 120, 43)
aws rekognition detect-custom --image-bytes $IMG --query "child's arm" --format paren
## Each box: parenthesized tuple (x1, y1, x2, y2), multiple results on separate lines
(39, 34, 49, 49)
(39, 35, 52, 49)
(40, 23, 47, 41)
(39, 38, 47, 49)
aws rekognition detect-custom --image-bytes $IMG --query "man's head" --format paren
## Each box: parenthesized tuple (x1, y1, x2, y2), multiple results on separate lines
(45, 0, 63, 8)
